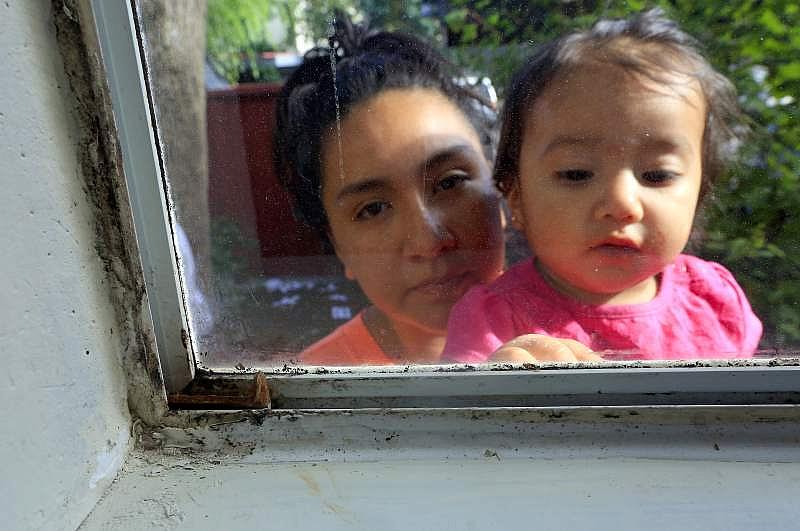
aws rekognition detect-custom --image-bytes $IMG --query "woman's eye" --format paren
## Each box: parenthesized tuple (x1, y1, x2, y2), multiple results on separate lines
(354, 201, 390, 221)
(434, 172, 470, 193)
(641, 170, 679, 185)
(555, 169, 593, 182)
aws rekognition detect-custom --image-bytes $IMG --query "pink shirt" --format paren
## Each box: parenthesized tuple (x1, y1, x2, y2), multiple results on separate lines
(443, 255, 762, 362)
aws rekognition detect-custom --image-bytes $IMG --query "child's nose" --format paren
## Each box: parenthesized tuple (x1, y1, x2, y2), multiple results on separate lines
(403, 199, 457, 259)
(595, 171, 644, 223)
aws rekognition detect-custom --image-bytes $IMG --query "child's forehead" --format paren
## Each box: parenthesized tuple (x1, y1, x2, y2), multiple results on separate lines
(556, 54, 699, 92)
(549, 37, 704, 93)
(522, 61, 707, 154)
(572, 36, 697, 71)
(532, 59, 705, 118)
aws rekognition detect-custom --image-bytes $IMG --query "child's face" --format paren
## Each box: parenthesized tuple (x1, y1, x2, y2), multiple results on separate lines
(321, 88, 505, 335)
(510, 62, 706, 305)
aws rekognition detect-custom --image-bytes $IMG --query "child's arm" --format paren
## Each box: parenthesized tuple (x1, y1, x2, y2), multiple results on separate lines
(491, 334, 603, 363)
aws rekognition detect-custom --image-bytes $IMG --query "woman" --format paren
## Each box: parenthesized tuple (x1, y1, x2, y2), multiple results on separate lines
(273, 19, 505, 365)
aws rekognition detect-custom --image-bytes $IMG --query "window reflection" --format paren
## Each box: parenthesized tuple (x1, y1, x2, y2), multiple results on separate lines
(137, 0, 799, 368)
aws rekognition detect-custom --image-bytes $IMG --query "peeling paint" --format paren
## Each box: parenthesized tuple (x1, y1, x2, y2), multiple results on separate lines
(126, 405, 800, 468)
(204, 356, 800, 378)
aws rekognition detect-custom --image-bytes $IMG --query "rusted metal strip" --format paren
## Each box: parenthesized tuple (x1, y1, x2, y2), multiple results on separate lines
(169, 372, 270, 409)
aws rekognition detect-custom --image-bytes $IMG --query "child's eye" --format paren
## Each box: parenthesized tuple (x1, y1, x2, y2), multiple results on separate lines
(555, 169, 593, 182)
(434, 172, 470, 194)
(354, 200, 391, 221)
(641, 170, 679, 185)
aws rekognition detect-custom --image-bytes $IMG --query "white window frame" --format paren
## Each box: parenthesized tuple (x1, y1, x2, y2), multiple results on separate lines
(92, 0, 195, 391)
(91, 0, 800, 406)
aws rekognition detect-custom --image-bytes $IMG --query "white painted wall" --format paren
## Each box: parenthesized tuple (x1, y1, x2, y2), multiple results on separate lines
(0, 2, 131, 529)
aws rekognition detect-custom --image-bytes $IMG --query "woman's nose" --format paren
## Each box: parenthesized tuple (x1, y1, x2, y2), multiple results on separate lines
(594, 171, 644, 223)
(403, 200, 457, 259)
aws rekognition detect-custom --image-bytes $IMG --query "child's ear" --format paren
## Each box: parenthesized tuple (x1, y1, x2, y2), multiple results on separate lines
(507, 182, 526, 231)
(328, 230, 356, 280)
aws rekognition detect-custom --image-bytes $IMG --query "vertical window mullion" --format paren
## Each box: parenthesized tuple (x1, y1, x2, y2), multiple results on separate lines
(91, 0, 195, 392)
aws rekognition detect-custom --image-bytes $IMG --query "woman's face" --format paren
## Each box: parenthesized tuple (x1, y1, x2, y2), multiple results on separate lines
(321, 88, 505, 334)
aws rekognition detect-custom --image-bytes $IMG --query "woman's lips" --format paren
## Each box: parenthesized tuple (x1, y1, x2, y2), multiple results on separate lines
(411, 271, 473, 298)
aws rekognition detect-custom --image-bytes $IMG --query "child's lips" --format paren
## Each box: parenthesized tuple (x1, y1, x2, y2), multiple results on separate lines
(596, 236, 639, 248)
(591, 238, 642, 257)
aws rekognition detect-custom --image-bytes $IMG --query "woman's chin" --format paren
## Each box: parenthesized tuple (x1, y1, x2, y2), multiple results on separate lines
(395, 310, 449, 338)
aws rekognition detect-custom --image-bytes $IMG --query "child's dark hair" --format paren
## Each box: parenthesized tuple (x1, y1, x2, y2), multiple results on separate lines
(273, 13, 495, 243)
(494, 8, 744, 201)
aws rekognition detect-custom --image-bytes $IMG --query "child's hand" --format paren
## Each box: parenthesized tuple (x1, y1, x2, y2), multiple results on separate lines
(490, 334, 603, 363)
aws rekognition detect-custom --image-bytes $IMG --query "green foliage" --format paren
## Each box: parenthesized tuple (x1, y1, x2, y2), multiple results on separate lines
(210, 217, 261, 309)
(355, 0, 442, 40)
(207, 0, 286, 83)
(294, 0, 442, 44)
(211, 217, 260, 281)
(671, 0, 800, 346)
(207, 1, 443, 82)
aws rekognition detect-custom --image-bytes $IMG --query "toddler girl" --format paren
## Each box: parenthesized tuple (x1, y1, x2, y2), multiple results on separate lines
(443, 9, 762, 363)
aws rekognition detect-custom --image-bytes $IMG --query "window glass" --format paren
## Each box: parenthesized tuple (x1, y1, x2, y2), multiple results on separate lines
(136, 0, 799, 369)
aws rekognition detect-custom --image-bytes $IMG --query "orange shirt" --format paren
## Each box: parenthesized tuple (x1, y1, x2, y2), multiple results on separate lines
(301, 312, 396, 365)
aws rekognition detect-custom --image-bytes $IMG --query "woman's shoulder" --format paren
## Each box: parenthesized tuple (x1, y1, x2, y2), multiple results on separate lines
(300, 312, 391, 366)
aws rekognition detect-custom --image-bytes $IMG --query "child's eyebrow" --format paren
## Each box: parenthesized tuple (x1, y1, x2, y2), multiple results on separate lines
(543, 134, 695, 157)
(542, 135, 602, 155)
(641, 136, 694, 157)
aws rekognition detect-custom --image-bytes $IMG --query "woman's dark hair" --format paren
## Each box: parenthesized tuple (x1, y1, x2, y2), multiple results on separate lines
(273, 13, 495, 244)
(494, 8, 745, 202)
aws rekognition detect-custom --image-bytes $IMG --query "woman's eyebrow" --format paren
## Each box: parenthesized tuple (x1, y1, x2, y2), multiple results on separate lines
(335, 178, 389, 202)
(334, 144, 479, 201)
(420, 144, 479, 174)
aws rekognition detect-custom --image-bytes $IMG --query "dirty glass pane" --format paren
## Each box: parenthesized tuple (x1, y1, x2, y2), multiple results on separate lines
(135, 0, 798, 369)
